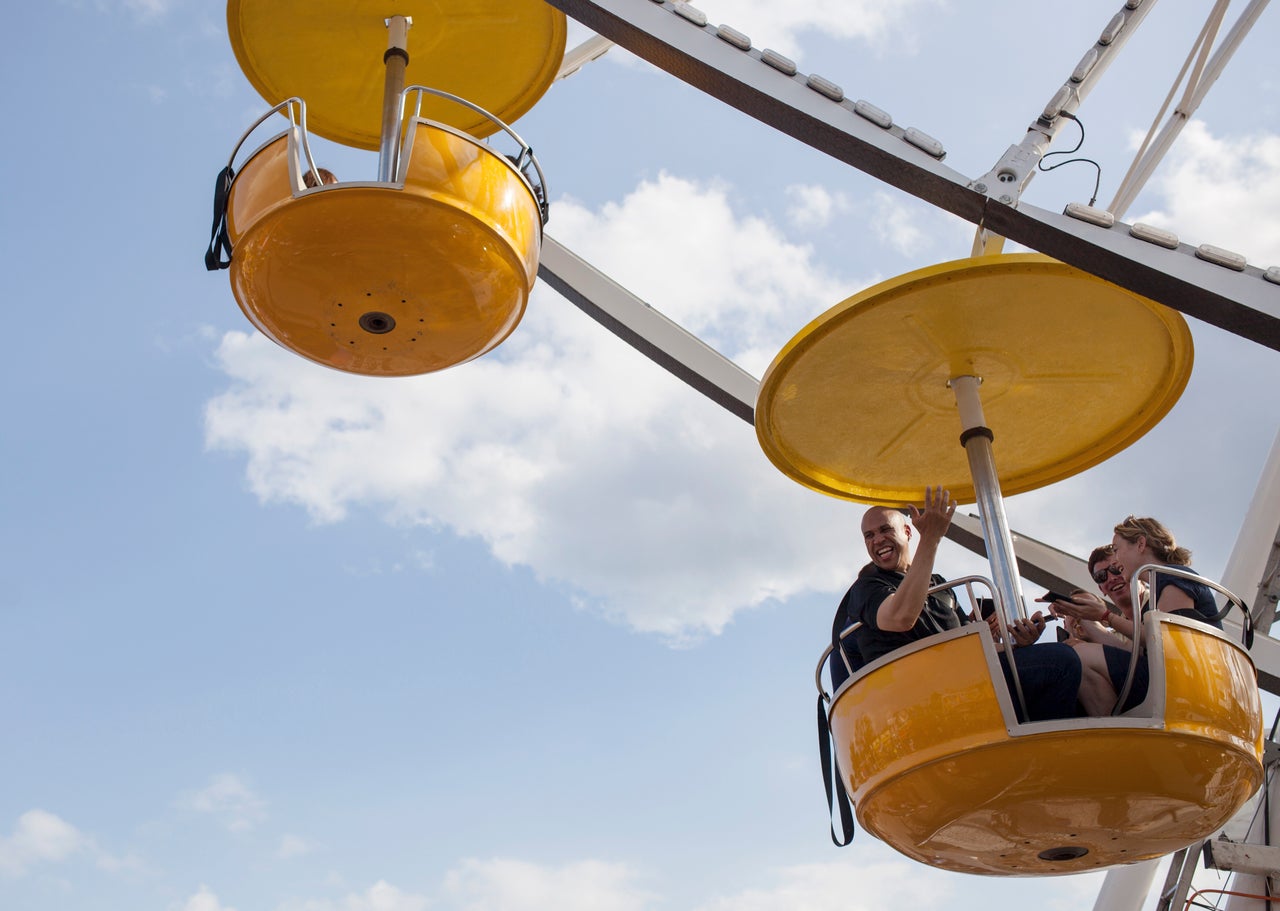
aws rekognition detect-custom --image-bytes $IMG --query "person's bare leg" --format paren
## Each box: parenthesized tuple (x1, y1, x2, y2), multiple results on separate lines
(1073, 643, 1118, 716)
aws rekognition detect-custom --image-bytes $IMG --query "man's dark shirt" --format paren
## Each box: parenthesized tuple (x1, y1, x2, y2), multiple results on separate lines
(830, 563, 966, 690)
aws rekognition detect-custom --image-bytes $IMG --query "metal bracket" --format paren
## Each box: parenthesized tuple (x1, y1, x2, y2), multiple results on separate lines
(1204, 836, 1280, 878)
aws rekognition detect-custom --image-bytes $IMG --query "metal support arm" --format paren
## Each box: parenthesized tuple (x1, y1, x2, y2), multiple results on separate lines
(542, 0, 1280, 352)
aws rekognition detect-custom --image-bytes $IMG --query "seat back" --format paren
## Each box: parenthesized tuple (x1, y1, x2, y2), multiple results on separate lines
(226, 132, 294, 243)
(401, 119, 542, 285)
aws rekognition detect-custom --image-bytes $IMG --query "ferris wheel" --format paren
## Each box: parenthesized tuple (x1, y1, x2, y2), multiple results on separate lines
(205, 0, 1280, 905)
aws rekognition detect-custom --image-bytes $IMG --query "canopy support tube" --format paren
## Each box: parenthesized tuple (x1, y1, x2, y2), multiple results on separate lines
(950, 375, 1028, 622)
(379, 15, 412, 182)
(950, 375, 1030, 720)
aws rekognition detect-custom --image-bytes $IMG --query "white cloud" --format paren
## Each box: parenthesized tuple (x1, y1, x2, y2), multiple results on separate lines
(338, 880, 429, 911)
(683, 0, 938, 61)
(869, 191, 927, 254)
(205, 173, 859, 641)
(786, 183, 849, 230)
(789, 184, 970, 255)
(0, 809, 86, 876)
(693, 860, 941, 911)
(1131, 121, 1280, 264)
(179, 885, 238, 911)
(551, 173, 849, 362)
(176, 773, 266, 832)
(686, 856, 1129, 911)
(588, 1, 937, 78)
(872, 191, 974, 257)
(441, 858, 653, 911)
(280, 880, 429, 911)
(282, 854, 1113, 911)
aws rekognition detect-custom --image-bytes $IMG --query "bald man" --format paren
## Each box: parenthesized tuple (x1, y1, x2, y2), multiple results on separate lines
(829, 488, 1082, 722)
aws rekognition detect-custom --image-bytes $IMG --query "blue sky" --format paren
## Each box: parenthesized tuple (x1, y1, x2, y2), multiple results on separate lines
(2, 2, 1279, 910)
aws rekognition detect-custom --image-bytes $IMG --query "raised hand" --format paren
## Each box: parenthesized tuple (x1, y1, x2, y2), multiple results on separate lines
(907, 485, 957, 543)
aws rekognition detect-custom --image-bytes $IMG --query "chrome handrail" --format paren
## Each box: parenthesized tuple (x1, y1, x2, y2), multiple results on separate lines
(1114, 564, 1252, 714)
(933, 575, 1028, 720)
(815, 621, 864, 701)
(398, 85, 550, 224)
(221, 97, 321, 191)
(814, 575, 1028, 720)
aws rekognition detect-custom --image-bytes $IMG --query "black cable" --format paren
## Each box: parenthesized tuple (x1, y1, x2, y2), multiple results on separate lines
(1037, 111, 1102, 207)
(1266, 702, 1280, 911)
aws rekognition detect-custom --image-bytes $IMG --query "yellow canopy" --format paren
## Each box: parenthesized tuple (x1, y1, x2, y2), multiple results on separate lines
(227, 0, 566, 149)
(756, 255, 1193, 505)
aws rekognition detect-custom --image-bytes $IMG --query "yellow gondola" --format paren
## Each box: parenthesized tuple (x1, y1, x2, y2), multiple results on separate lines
(759, 254, 1263, 874)
(207, 1, 565, 376)
(218, 92, 544, 376)
(819, 579, 1262, 875)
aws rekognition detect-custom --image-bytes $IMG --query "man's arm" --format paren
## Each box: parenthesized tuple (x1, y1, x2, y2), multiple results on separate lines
(876, 487, 957, 633)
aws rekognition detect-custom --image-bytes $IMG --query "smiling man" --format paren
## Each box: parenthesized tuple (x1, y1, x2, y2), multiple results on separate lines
(828, 487, 1082, 722)
(1089, 544, 1144, 618)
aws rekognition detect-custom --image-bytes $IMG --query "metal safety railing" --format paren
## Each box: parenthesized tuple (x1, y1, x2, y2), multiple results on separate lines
(395, 85, 550, 224)
(219, 96, 322, 193)
(1113, 564, 1255, 714)
(814, 575, 1032, 721)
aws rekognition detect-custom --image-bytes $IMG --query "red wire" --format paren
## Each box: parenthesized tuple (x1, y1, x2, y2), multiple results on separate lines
(1187, 886, 1280, 910)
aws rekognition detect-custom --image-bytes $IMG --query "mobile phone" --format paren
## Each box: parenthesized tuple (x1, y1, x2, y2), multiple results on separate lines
(978, 598, 996, 620)
(1039, 590, 1076, 605)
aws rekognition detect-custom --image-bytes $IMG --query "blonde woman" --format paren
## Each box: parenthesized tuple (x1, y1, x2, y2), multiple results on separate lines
(1110, 516, 1221, 628)
(1051, 517, 1220, 714)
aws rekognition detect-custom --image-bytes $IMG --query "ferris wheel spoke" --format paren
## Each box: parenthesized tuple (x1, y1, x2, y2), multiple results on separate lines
(538, 235, 759, 422)
(544, 0, 1280, 352)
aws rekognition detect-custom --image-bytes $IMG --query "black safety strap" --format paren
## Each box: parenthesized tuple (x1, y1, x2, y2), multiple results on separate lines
(204, 165, 235, 271)
(1234, 598, 1255, 650)
(817, 693, 854, 846)
(1200, 592, 1255, 650)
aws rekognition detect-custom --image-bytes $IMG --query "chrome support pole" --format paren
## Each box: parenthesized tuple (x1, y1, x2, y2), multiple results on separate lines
(950, 375, 1027, 620)
(378, 15, 412, 182)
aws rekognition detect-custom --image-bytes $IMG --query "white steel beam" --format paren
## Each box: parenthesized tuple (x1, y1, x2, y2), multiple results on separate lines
(1110, 0, 1270, 219)
(538, 236, 758, 422)
(541, 0, 1280, 351)
(1223, 429, 1280, 633)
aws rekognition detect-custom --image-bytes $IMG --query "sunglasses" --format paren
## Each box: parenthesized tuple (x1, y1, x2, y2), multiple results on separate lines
(1092, 565, 1123, 585)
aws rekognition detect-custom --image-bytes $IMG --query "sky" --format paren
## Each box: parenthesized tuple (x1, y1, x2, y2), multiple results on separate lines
(2, 1, 1280, 910)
